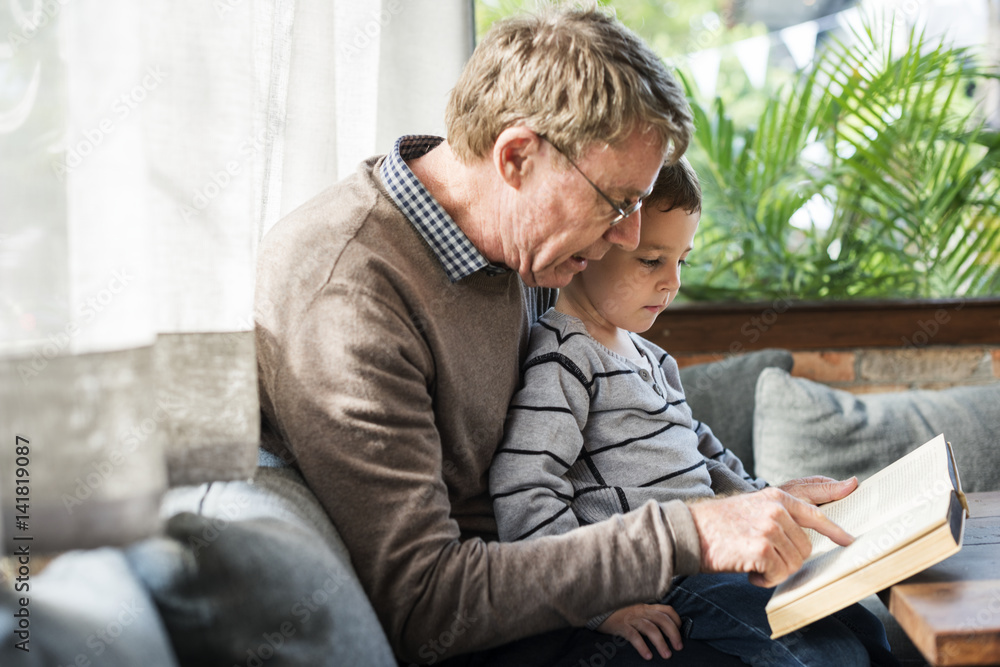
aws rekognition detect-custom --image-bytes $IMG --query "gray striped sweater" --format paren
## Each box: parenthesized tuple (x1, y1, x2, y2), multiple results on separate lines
(491, 308, 767, 546)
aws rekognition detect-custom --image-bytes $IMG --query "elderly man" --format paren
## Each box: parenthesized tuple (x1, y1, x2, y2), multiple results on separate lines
(255, 7, 864, 666)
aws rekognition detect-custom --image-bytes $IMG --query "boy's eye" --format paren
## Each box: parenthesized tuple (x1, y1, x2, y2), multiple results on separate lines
(679, 258, 688, 267)
(639, 258, 662, 268)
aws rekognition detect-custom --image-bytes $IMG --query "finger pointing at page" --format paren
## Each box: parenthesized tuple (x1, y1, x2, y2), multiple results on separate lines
(783, 491, 855, 547)
(688, 488, 854, 588)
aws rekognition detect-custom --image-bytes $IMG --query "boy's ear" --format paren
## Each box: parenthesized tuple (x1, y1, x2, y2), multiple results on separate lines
(493, 127, 544, 190)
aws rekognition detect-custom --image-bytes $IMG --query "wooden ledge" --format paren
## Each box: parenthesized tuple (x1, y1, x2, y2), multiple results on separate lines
(887, 491, 1000, 665)
(647, 298, 1000, 353)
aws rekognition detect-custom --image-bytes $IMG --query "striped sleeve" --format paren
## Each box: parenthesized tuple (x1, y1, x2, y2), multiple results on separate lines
(651, 344, 767, 493)
(490, 350, 592, 542)
(693, 419, 767, 492)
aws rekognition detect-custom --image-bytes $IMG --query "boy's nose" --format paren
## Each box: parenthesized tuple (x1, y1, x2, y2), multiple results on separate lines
(660, 269, 681, 292)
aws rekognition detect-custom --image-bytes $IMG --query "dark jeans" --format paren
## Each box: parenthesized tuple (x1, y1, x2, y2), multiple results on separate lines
(663, 573, 899, 666)
(434, 627, 745, 667)
(435, 574, 901, 667)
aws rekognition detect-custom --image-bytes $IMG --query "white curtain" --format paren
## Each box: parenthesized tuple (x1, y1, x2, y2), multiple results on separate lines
(0, 0, 472, 553)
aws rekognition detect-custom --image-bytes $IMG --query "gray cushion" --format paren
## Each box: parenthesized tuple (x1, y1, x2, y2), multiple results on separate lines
(752, 368, 1000, 491)
(127, 466, 396, 667)
(679, 349, 794, 477)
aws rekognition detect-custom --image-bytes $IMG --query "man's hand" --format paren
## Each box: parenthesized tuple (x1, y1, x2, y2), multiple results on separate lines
(597, 603, 683, 661)
(688, 484, 855, 588)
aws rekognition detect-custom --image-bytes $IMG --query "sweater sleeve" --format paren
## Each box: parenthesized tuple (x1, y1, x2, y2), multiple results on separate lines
(259, 286, 703, 664)
(652, 345, 767, 494)
(692, 419, 767, 492)
(490, 346, 591, 542)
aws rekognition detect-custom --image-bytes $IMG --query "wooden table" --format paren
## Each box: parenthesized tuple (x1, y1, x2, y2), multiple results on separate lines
(886, 491, 1000, 666)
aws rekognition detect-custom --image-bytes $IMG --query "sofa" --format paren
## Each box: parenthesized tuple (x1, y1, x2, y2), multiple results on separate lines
(2, 349, 997, 666)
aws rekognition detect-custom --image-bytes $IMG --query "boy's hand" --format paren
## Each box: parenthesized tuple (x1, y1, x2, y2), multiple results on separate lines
(596, 603, 684, 660)
(778, 476, 857, 504)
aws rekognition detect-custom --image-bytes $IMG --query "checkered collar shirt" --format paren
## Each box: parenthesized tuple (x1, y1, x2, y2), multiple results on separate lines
(380, 135, 509, 283)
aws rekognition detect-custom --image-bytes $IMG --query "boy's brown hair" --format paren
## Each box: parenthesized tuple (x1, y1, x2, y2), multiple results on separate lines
(647, 156, 701, 214)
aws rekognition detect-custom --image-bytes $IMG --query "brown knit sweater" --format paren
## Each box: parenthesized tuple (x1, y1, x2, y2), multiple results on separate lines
(255, 156, 702, 663)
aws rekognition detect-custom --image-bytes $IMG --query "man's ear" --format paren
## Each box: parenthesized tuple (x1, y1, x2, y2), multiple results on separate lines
(492, 126, 544, 190)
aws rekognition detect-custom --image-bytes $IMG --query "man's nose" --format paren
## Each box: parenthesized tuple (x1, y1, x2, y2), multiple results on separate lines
(603, 211, 640, 251)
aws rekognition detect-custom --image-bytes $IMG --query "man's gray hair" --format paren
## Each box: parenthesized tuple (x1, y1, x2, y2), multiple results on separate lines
(446, 5, 693, 164)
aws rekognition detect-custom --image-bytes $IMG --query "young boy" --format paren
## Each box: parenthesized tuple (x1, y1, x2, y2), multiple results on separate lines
(489, 159, 897, 666)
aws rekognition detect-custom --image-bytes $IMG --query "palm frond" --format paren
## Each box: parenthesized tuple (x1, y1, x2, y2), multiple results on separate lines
(680, 17, 1000, 301)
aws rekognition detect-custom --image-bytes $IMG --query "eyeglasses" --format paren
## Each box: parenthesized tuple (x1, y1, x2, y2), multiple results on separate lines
(538, 134, 650, 226)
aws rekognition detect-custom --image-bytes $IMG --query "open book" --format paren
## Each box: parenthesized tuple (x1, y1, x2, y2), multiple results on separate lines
(765, 434, 968, 639)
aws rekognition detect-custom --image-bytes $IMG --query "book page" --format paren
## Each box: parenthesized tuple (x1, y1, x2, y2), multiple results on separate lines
(768, 490, 953, 610)
(805, 435, 954, 556)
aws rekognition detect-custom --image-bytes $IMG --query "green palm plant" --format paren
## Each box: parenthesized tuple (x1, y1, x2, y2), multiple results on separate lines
(680, 20, 1000, 301)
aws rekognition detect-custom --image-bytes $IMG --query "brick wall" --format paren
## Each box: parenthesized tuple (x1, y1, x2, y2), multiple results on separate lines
(674, 345, 1000, 394)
